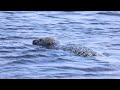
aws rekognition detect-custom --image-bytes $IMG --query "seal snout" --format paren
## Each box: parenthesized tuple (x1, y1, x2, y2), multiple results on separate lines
(32, 40, 38, 45)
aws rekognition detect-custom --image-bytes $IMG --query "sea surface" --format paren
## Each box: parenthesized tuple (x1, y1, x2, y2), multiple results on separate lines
(0, 11, 120, 79)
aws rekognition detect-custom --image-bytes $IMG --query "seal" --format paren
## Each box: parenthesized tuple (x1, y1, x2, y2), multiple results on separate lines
(32, 37, 104, 57)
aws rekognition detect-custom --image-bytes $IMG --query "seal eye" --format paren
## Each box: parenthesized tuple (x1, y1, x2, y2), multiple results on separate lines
(39, 39, 42, 42)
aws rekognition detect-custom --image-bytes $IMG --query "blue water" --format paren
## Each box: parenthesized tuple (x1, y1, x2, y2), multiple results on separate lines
(0, 11, 120, 79)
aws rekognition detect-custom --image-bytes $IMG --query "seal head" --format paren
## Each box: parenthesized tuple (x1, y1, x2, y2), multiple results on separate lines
(32, 37, 60, 49)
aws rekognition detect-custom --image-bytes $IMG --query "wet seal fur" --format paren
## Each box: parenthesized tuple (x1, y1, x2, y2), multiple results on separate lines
(32, 37, 104, 57)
